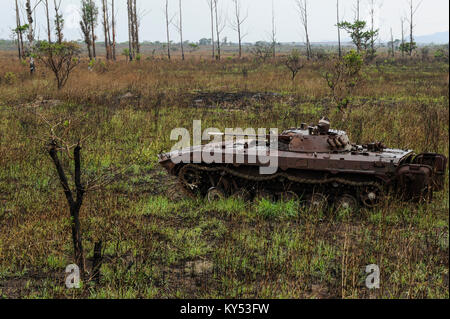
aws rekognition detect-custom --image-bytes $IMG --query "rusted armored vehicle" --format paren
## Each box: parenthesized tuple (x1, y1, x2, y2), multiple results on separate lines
(159, 119, 447, 210)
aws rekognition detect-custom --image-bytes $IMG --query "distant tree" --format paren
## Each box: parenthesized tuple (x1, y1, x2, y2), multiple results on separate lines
(367, 0, 382, 61)
(111, 0, 116, 60)
(34, 41, 81, 89)
(25, 0, 34, 52)
(295, 0, 312, 60)
(101, 0, 112, 60)
(80, 0, 93, 60)
(122, 48, 130, 61)
(173, 0, 185, 60)
(199, 38, 211, 46)
(406, 0, 422, 57)
(400, 17, 406, 58)
(180, 0, 185, 60)
(88, 0, 99, 59)
(127, 0, 139, 60)
(270, 0, 277, 58)
(25, 0, 39, 73)
(284, 49, 305, 80)
(434, 48, 449, 62)
(399, 42, 415, 57)
(338, 20, 378, 58)
(323, 50, 364, 113)
(189, 43, 199, 53)
(251, 42, 273, 63)
(213, 0, 226, 60)
(230, 0, 248, 59)
(206, 0, 215, 59)
(44, 0, 52, 43)
(133, 0, 141, 55)
(13, 25, 28, 61)
(389, 28, 394, 57)
(164, 0, 174, 60)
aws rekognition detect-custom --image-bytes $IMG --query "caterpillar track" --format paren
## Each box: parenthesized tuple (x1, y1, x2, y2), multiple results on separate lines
(177, 163, 384, 209)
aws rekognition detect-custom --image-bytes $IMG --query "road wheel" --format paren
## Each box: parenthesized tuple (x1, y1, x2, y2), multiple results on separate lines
(305, 193, 328, 211)
(335, 194, 359, 212)
(179, 166, 202, 191)
(207, 187, 226, 202)
(360, 185, 383, 208)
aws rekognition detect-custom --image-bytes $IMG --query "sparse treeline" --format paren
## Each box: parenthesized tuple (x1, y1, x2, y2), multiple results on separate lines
(11, 0, 432, 63)
(81, 0, 116, 61)
(80, 0, 97, 60)
(101, 0, 113, 60)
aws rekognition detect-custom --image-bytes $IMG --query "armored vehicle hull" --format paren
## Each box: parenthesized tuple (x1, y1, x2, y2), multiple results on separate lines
(159, 120, 447, 209)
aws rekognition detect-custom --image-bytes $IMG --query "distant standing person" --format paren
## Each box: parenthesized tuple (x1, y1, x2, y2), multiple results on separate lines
(30, 57, 35, 75)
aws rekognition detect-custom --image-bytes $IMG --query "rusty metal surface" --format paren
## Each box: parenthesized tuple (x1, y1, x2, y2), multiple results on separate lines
(159, 119, 447, 207)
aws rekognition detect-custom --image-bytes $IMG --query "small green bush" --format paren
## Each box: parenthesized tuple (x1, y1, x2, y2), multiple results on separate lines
(3, 72, 17, 85)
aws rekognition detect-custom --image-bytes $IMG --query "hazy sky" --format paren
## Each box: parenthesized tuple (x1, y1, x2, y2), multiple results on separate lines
(1, 0, 448, 43)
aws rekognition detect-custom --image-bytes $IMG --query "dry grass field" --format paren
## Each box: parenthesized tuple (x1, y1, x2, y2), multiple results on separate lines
(0, 48, 448, 299)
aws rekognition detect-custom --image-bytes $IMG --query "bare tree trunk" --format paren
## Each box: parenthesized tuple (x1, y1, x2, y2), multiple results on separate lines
(390, 27, 394, 57)
(87, 41, 92, 60)
(80, 0, 93, 60)
(112, 0, 116, 60)
(133, 0, 140, 55)
(214, 0, 221, 60)
(128, 0, 137, 59)
(407, 0, 421, 57)
(165, 0, 171, 60)
(15, 0, 23, 60)
(355, 0, 360, 21)
(127, 0, 133, 60)
(237, 29, 241, 59)
(231, 0, 247, 59)
(409, 0, 413, 56)
(304, 1, 311, 59)
(54, 0, 64, 44)
(401, 17, 405, 58)
(337, 0, 341, 57)
(208, 0, 215, 59)
(25, 0, 34, 51)
(102, 0, 110, 60)
(47, 142, 86, 279)
(405, 0, 422, 57)
(25, 0, 35, 74)
(106, 0, 112, 59)
(235, 0, 241, 58)
(369, 0, 375, 56)
(296, 0, 311, 60)
(45, 0, 52, 43)
(271, 0, 276, 58)
(179, 0, 185, 60)
(90, 0, 97, 59)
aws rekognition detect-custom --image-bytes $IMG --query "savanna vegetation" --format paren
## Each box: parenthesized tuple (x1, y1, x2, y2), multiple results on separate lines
(0, 44, 448, 299)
